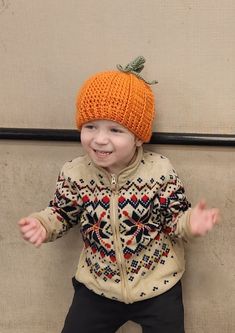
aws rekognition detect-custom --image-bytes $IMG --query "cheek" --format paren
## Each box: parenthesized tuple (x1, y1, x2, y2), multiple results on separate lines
(116, 140, 136, 156)
(80, 130, 90, 146)
(80, 136, 91, 152)
(118, 134, 136, 147)
(80, 135, 86, 147)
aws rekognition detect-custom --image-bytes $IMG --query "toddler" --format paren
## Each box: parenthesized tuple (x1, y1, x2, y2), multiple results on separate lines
(18, 56, 219, 333)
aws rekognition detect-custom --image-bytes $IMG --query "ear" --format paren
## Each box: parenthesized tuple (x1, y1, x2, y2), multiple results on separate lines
(135, 138, 143, 147)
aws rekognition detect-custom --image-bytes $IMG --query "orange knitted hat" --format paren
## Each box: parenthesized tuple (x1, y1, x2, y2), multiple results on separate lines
(76, 56, 157, 142)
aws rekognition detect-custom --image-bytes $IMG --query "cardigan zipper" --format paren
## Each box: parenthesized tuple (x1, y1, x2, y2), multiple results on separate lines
(110, 173, 130, 303)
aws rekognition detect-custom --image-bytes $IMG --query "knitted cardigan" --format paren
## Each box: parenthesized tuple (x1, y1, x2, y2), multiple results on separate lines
(31, 146, 193, 303)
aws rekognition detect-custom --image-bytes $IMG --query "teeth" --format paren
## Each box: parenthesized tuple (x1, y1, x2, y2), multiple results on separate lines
(94, 150, 111, 155)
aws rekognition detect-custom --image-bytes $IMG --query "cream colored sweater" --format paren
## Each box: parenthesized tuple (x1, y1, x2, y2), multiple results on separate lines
(31, 147, 193, 304)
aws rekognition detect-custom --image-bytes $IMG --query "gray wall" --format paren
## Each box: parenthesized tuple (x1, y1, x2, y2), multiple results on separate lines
(0, 1, 234, 332)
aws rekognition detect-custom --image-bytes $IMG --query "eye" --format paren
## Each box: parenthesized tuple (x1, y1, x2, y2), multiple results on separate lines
(110, 127, 123, 133)
(84, 124, 95, 130)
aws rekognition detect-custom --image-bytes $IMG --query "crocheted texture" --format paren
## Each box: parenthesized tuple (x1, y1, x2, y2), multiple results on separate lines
(76, 71, 155, 142)
(117, 56, 158, 85)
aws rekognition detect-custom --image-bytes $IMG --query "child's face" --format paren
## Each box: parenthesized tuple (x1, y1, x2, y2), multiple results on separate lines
(81, 120, 143, 174)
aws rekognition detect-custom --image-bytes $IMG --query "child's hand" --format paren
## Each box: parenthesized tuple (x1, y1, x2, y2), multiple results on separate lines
(18, 217, 47, 247)
(190, 200, 220, 236)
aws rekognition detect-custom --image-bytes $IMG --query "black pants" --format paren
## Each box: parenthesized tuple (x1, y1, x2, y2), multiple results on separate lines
(61, 278, 185, 333)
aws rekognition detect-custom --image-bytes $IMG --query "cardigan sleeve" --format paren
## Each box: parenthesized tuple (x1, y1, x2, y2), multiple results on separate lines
(30, 165, 84, 242)
(157, 161, 194, 241)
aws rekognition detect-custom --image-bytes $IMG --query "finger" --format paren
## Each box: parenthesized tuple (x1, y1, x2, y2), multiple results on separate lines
(34, 230, 46, 247)
(34, 236, 43, 248)
(18, 217, 37, 226)
(212, 210, 220, 224)
(18, 218, 30, 227)
(197, 200, 207, 210)
(22, 227, 39, 241)
(206, 208, 219, 222)
(20, 223, 38, 234)
(29, 226, 43, 244)
(20, 220, 39, 234)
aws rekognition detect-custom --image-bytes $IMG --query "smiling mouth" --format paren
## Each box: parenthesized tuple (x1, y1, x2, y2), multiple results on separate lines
(93, 149, 112, 156)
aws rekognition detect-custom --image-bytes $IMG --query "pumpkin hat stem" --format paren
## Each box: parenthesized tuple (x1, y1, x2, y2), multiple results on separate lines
(116, 56, 158, 85)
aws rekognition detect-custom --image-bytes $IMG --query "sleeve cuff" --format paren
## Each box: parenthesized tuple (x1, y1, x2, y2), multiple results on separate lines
(175, 209, 195, 242)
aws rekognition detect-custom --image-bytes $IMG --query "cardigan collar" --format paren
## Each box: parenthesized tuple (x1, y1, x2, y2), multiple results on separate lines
(88, 146, 144, 189)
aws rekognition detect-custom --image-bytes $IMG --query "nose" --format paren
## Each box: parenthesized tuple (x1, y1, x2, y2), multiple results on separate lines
(93, 129, 109, 145)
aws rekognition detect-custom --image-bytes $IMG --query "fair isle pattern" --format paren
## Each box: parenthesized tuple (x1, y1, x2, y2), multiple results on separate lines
(49, 167, 190, 287)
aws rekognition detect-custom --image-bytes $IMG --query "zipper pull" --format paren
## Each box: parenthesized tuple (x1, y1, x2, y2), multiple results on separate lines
(111, 174, 117, 191)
